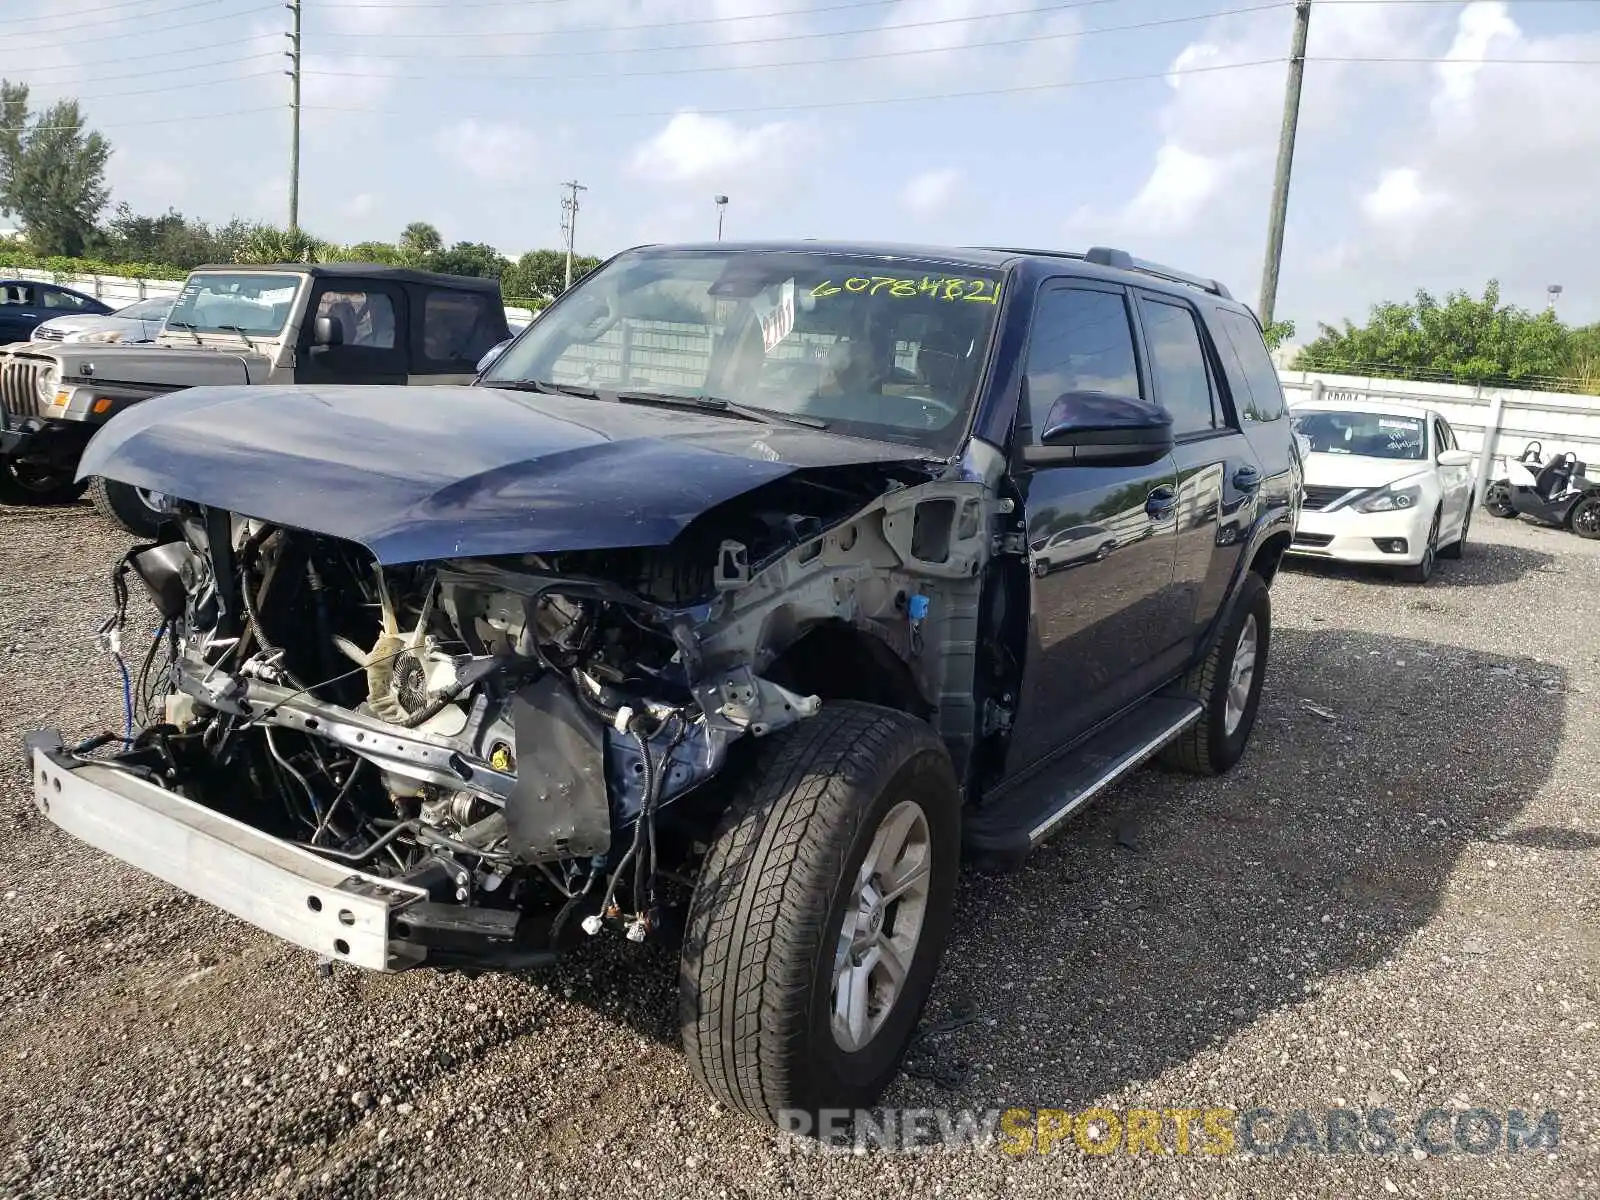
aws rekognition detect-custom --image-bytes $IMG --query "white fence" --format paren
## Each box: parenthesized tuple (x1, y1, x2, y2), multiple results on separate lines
(1277, 370, 1600, 502)
(12, 266, 538, 326)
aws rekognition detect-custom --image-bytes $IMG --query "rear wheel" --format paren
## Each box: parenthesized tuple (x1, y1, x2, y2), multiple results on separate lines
(0, 460, 87, 505)
(88, 476, 169, 536)
(680, 702, 960, 1124)
(1483, 481, 1516, 518)
(1570, 496, 1600, 540)
(1159, 571, 1271, 775)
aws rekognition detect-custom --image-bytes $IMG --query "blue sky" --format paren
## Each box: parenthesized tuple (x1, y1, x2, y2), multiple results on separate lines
(6, 0, 1600, 336)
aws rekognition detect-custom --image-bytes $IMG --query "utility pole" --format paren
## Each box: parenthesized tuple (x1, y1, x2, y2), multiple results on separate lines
(1258, 0, 1312, 330)
(560, 180, 587, 291)
(714, 194, 729, 241)
(286, 0, 302, 237)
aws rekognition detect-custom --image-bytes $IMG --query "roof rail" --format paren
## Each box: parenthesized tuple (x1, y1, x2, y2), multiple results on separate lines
(1084, 246, 1233, 300)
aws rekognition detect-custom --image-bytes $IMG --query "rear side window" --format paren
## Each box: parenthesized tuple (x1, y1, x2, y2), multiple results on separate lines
(1137, 296, 1216, 436)
(1023, 286, 1141, 440)
(42, 288, 91, 311)
(1218, 311, 1288, 422)
(423, 290, 500, 369)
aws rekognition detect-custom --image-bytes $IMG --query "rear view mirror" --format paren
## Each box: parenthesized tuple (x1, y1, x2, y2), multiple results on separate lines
(1437, 449, 1474, 467)
(1025, 391, 1174, 467)
(313, 316, 344, 347)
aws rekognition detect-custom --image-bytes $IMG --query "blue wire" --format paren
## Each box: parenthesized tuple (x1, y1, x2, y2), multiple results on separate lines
(115, 653, 133, 740)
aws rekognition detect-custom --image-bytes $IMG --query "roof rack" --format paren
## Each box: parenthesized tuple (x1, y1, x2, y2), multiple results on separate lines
(970, 245, 1234, 300)
(1082, 246, 1233, 300)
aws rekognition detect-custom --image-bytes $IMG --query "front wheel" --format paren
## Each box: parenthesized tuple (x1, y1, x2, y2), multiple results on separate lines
(1439, 502, 1470, 560)
(1396, 510, 1440, 584)
(680, 702, 960, 1125)
(1570, 496, 1600, 540)
(1159, 571, 1271, 775)
(88, 477, 170, 536)
(0, 460, 87, 505)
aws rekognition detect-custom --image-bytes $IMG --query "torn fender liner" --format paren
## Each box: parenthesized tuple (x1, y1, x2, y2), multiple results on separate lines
(506, 674, 611, 862)
(77, 383, 936, 564)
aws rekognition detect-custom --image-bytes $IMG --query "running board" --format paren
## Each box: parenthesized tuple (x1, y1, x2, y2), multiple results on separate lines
(963, 697, 1203, 871)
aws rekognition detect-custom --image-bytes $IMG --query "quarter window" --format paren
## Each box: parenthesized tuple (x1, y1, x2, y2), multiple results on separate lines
(1137, 296, 1217, 436)
(423, 290, 500, 367)
(42, 288, 91, 310)
(1024, 287, 1141, 440)
(1218, 311, 1288, 422)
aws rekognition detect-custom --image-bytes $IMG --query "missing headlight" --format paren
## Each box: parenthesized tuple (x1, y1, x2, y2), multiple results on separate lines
(131, 542, 199, 621)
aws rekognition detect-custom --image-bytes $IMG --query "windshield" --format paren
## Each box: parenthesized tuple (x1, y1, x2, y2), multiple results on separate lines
(481, 247, 1007, 449)
(1293, 409, 1426, 460)
(115, 296, 174, 321)
(166, 272, 302, 336)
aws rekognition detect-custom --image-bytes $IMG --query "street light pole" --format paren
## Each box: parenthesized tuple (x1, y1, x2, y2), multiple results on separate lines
(714, 195, 729, 241)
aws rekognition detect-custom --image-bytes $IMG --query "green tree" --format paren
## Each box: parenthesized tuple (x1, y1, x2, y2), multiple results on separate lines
(501, 247, 601, 300)
(95, 203, 238, 270)
(1294, 281, 1570, 387)
(399, 221, 442, 260)
(232, 222, 330, 264)
(0, 81, 111, 257)
(1262, 319, 1295, 352)
(426, 240, 504, 279)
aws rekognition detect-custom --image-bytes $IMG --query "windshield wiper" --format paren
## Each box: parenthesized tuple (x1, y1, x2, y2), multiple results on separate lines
(614, 389, 829, 430)
(167, 319, 201, 345)
(490, 379, 599, 398)
(217, 324, 255, 349)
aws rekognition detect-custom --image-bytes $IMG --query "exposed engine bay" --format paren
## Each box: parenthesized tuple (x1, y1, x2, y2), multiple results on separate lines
(64, 456, 1014, 969)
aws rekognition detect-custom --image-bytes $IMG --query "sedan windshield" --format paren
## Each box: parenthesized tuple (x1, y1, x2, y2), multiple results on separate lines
(114, 296, 175, 321)
(165, 272, 302, 336)
(1293, 409, 1426, 460)
(481, 247, 1008, 450)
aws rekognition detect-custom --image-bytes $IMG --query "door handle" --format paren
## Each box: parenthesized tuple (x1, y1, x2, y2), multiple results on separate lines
(1233, 465, 1262, 492)
(1146, 485, 1176, 518)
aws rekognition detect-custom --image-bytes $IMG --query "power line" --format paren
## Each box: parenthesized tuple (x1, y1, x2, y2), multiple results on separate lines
(19, 70, 281, 104)
(1310, 54, 1600, 63)
(0, 0, 252, 29)
(14, 40, 279, 76)
(305, 3, 1287, 81)
(0, 2, 278, 53)
(0, 105, 283, 134)
(305, 56, 1289, 121)
(17, 54, 280, 89)
(305, 0, 1137, 45)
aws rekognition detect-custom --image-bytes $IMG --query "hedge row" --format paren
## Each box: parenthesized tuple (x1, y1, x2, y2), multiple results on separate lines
(0, 249, 189, 281)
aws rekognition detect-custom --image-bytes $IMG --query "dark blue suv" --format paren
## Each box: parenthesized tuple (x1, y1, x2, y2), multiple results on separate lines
(46, 240, 1301, 1130)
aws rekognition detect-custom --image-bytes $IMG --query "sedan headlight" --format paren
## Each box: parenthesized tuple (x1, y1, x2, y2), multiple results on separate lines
(1352, 483, 1423, 513)
(33, 364, 60, 407)
(68, 328, 124, 344)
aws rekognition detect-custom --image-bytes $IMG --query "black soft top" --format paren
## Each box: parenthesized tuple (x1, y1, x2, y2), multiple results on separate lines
(188, 262, 504, 295)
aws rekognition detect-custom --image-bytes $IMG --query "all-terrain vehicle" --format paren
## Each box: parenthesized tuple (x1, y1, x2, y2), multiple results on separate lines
(27, 241, 1300, 1126)
(0, 263, 510, 532)
(1484, 439, 1600, 538)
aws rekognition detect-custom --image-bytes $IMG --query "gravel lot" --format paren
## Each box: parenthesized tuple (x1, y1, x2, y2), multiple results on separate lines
(1, 499, 1596, 1200)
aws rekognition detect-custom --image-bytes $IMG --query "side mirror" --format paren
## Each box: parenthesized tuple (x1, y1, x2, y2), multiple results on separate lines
(1024, 391, 1174, 467)
(476, 338, 513, 375)
(313, 315, 344, 348)
(1437, 449, 1474, 467)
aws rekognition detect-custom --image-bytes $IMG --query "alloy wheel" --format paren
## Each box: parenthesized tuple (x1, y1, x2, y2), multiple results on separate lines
(1224, 614, 1259, 737)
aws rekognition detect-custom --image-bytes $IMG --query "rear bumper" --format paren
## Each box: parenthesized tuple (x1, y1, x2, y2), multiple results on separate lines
(28, 740, 430, 971)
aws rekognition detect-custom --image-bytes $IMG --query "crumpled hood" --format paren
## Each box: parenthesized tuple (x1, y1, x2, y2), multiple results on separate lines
(79, 384, 936, 564)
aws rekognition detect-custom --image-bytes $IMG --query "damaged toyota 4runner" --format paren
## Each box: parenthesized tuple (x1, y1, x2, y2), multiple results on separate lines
(29, 242, 1300, 1124)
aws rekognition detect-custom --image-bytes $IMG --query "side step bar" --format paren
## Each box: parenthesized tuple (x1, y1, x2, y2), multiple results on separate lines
(963, 697, 1203, 871)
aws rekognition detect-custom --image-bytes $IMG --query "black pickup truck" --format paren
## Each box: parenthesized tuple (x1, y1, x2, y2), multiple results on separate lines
(28, 240, 1300, 1128)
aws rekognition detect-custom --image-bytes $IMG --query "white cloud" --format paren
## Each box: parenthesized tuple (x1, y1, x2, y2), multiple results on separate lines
(628, 111, 812, 187)
(1360, 168, 1451, 229)
(432, 120, 539, 184)
(902, 168, 962, 218)
(1120, 145, 1228, 238)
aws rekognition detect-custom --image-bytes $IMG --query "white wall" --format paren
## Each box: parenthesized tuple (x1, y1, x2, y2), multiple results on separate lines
(1278, 370, 1600, 491)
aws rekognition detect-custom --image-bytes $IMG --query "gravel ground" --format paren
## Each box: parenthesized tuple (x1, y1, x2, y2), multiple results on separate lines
(0, 498, 1596, 1200)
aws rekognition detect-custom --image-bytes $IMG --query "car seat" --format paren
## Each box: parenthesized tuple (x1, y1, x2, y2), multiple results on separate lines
(1534, 452, 1578, 501)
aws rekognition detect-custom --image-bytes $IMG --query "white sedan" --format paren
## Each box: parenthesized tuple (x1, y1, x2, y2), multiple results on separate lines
(1288, 399, 1476, 583)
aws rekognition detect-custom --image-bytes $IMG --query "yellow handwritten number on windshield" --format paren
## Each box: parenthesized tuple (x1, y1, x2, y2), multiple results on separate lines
(809, 276, 999, 304)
